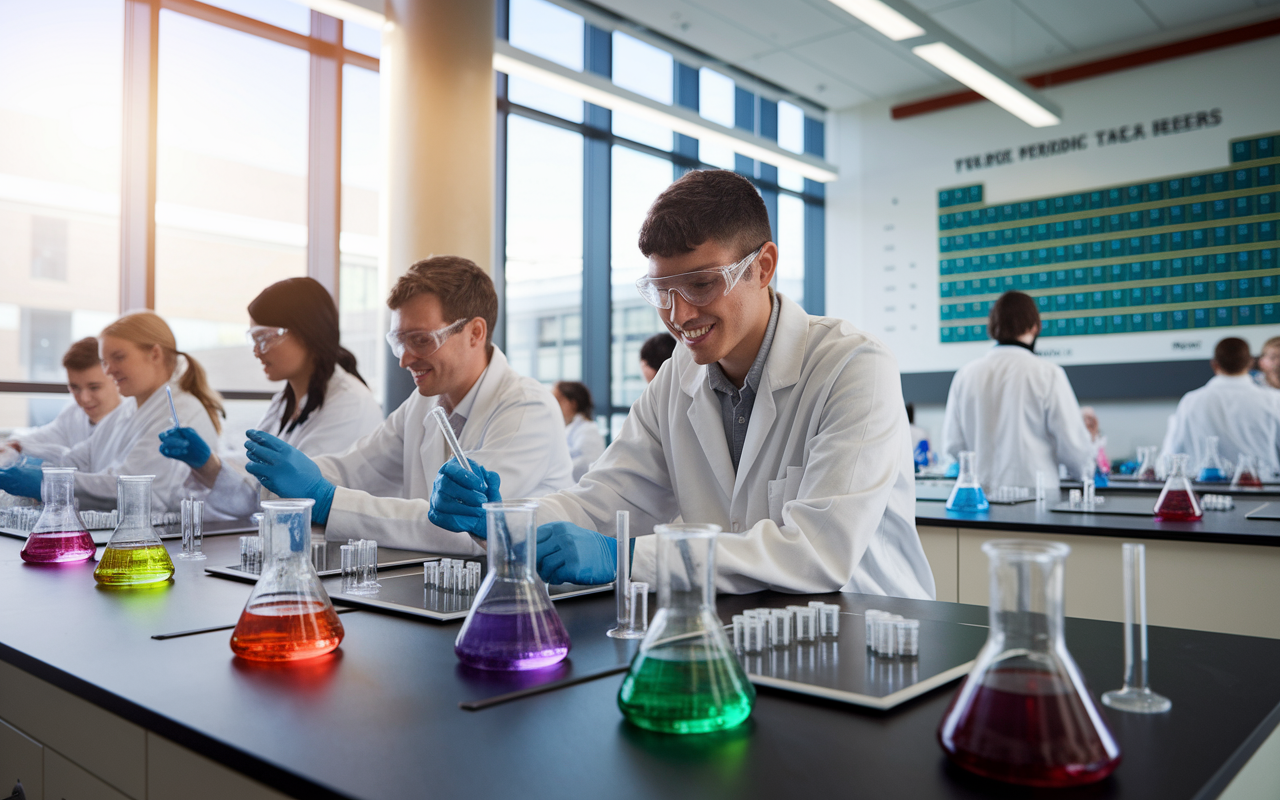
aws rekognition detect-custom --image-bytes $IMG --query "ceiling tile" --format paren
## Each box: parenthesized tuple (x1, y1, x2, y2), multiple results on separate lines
(739, 49, 873, 108)
(589, 0, 777, 62)
(1137, 0, 1259, 28)
(931, 0, 1070, 67)
(687, 0, 855, 50)
(1016, 0, 1160, 49)
(792, 28, 942, 97)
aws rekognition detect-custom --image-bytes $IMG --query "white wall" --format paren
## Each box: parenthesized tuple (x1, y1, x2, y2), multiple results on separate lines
(825, 37, 1280, 375)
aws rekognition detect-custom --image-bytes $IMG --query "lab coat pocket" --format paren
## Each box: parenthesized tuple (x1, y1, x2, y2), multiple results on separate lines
(767, 466, 804, 525)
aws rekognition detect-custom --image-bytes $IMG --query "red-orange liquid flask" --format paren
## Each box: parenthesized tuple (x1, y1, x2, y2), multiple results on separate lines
(1153, 454, 1202, 521)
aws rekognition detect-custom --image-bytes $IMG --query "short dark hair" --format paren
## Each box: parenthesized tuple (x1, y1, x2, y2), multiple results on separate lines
(639, 332, 677, 371)
(638, 169, 772, 260)
(387, 256, 498, 347)
(1214, 337, 1251, 374)
(63, 337, 101, 372)
(555, 381, 593, 417)
(988, 292, 1040, 341)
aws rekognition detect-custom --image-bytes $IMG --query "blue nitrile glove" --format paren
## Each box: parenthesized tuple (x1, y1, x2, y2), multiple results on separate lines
(243, 429, 336, 524)
(158, 426, 212, 469)
(428, 458, 502, 538)
(0, 465, 43, 500)
(535, 521, 625, 586)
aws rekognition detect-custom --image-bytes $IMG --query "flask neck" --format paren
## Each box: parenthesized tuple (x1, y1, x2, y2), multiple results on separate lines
(116, 478, 153, 525)
(43, 473, 75, 508)
(986, 551, 1066, 651)
(485, 507, 537, 580)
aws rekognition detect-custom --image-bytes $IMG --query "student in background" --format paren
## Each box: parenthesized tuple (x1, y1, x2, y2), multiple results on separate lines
(942, 291, 1095, 491)
(1080, 406, 1110, 476)
(159, 278, 384, 519)
(0, 313, 223, 511)
(1162, 337, 1280, 478)
(552, 381, 605, 482)
(1252, 335, 1280, 391)
(639, 332, 676, 384)
(906, 402, 930, 470)
(5, 337, 127, 462)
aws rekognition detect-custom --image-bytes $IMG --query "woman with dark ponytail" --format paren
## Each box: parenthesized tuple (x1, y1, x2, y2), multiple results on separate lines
(159, 278, 383, 518)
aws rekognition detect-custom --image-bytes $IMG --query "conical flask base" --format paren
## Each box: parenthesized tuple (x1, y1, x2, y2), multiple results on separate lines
(618, 650, 754, 735)
(231, 599, 344, 662)
(1102, 686, 1171, 714)
(454, 606, 571, 671)
(93, 543, 175, 585)
(21, 531, 96, 563)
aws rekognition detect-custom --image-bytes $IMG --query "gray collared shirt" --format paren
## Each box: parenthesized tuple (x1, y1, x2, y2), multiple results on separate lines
(707, 292, 780, 472)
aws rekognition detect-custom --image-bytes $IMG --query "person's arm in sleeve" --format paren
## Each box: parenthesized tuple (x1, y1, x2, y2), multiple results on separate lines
(290, 384, 385, 460)
(11, 405, 78, 462)
(314, 402, 409, 500)
(635, 341, 914, 595)
(1044, 368, 1096, 480)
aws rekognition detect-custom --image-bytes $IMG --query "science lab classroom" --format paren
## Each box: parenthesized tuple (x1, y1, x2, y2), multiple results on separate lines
(3, 0, 1280, 798)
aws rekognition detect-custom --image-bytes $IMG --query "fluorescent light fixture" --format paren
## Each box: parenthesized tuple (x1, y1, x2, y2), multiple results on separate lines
(494, 42, 839, 182)
(828, 0, 925, 41)
(911, 42, 1061, 127)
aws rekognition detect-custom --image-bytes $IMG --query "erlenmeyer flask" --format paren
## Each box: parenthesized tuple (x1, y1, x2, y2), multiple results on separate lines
(617, 524, 755, 734)
(1134, 446, 1157, 481)
(1231, 453, 1263, 488)
(94, 476, 174, 585)
(454, 501, 571, 670)
(938, 540, 1121, 787)
(1196, 435, 1228, 483)
(946, 451, 989, 512)
(231, 499, 344, 661)
(1154, 454, 1202, 521)
(20, 468, 95, 563)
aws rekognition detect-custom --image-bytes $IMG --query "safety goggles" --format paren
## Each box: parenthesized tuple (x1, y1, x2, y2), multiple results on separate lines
(385, 318, 469, 359)
(246, 326, 289, 353)
(634, 246, 763, 310)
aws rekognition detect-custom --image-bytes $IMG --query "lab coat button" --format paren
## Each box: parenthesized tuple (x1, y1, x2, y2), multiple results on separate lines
(737, 416, 745, 424)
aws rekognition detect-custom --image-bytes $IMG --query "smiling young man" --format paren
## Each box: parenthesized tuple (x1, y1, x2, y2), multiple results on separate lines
(431, 170, 935, 598)
(6, 337, 127, 461)
(242, 256, 573, 552)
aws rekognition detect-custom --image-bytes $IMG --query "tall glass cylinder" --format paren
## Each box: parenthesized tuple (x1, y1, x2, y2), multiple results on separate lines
(454, 502, 571, 670)
(617, 524, 754, 734)
(20, 468, 96, 563)
(938, 540, 1120, 786)
(93, 476, 174, 585)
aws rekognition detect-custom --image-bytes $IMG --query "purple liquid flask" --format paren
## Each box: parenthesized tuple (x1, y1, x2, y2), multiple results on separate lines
(454, 501, 571, 671)
(20, 467, 96, 563)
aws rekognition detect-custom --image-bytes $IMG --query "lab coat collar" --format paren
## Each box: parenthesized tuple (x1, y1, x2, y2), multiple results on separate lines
(438, 347, 509, 439)
(1208, 374, 1256, 388)
(678, 292, 807, 399)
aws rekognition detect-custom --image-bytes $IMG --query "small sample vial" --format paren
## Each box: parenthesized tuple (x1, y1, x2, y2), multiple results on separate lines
(310, 542, 326, 572)
(769, 608, 793, 647)
(873, 615, 902, 657)
(865, 610, 888, 650)
(743, 616, 767, 653)
(466, 561, 481, 592)
(794, 607, 817, 642)
(895, 619, 920, 658)
(424, 560, 439, 588)
(732, 614, 747, 651)
(628, 582, 649, 634)
(1069, 489, 1083, 506)
(811, 603, 840, 637)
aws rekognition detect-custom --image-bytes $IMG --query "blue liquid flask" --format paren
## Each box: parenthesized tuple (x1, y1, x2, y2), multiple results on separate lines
(946, 452, 989, 512)
(1196, 436, 1228, 483)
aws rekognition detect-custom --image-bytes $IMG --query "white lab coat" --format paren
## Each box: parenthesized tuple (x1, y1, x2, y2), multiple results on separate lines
(565, 415, 605, 482)
(1161, 375, 1280, 478)
(188, 368, 384, 520)
(942, 345, 1095, 491)
(12, 402, 95, 462)
(534, 294, 936, 599)
(318, 347, 574, 552)
(49, 371, 218, 513)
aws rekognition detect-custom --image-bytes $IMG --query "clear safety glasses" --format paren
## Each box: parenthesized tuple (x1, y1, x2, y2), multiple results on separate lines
(634, 246, 763, 310)
(246, 326, 289, 353)
(385, 318, 469, 359)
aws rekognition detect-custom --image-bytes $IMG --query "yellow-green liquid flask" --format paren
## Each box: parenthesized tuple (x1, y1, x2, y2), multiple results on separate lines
(94, 475, 175, 586)
(617, 524, 754, 734)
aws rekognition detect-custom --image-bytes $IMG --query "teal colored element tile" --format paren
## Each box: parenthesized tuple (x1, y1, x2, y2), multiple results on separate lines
(1150, 311, 1168, 330)
(1232, 140, 1253, 162)
(1238, 304, 1257, 325)
(1167, 179, 1184, 198)
(1188, 175, 1207, 195)
(1172, 309, 1190, 329)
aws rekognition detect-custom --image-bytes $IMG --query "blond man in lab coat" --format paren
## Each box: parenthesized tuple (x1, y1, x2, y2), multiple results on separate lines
(431, 170, 935, 599)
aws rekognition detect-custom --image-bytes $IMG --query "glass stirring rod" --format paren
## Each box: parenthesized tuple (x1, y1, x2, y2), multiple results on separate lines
(165, 385, 180, 429)
(429, 406, 473, 474)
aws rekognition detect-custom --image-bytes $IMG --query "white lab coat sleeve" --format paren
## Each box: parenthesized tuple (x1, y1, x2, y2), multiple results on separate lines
(315, 402, 411, 501)
(287, 376, 385, 459)
(1043, 367, 1096, 479)
(535, 385, 679, 538)
(940, 371, 967, 462)
(12, 404, 85, 462)
(632, 342, 917, 595)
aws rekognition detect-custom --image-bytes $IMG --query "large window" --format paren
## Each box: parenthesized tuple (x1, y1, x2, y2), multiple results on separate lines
(341, 64, 384, 404)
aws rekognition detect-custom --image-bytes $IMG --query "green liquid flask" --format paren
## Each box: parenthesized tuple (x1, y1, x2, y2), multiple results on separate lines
(617, 524, 754, 734)
(94, 475, 174, 586)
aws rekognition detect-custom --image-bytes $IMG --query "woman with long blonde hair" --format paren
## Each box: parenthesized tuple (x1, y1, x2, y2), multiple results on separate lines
(0, 311, 224, 512)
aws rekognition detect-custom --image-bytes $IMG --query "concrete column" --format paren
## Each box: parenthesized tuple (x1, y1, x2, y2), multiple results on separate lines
(382, 0, 495, 407)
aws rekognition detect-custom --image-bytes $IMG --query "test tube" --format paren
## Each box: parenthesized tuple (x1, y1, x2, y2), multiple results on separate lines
(865, 609, 887, 650)
(164, 385, 181, 429)
(1102, 543, 1172, 713)
(732, 614, 746, 651)
(769, 608, 793, 647)
(1082, 464, 1096, 507)
(814, 603, 840, 638)
(794, 607, 817, 642)
(895, 619, 920, 658)
(743, 616, 767, 653)
(340, 544, 356, 593)
(189, 499, 204, 559)
(360, 540, 380, 591)
(628, 582, 648, 635)
(1035, 471, 1048, 502)
(310, 542, 326, 572)
(873, 615, 901, 656)
(608, 510, 645, 639)
(466, 561, 481, 592)
(429, 406, 472, 474)
(180, 498, 193, 558)
(423, 560, 439, 588)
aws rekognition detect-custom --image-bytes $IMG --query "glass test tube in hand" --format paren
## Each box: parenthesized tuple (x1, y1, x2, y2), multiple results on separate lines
(1102, 543, 1171, 713)
(429, 406, 472, 474)
(607, 510, 647, 639)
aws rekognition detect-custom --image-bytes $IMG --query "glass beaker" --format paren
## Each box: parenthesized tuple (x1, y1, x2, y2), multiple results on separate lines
(454, 501, 571, 670)
(946, 451, 989, 512)
(938, 540, 1120, 787)
(1153, 454, 1202, 521)
(1196, 436, 1228, 483)
(20, 468, 96, 563)
(617, 523, 755, 734)
(93, 476, 174, 585)
(1134, 446, 1157, 481)
(231, 499, 344, 661)
(1231, 453, 1263, 488)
